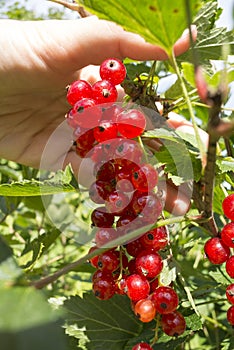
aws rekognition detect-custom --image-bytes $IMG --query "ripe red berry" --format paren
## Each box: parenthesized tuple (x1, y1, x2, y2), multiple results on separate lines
(226, 255, 234, 278)
(114, 138, 144, 165)
(97, 250, 120, 272)
(73, 126, 96, 158)
(131, 191, 162, 224)
(93, 120, 118, 142)
(91, 207, 115, 228)
(125, 274, 150, 302)
(92, 273, 116, 300)
(204, 237, 230, 265)
(161, 311, 186, 337)
(125, 238, 145, 257)
(131, 163, 158, 193)
(92, 80, 118, 104)
(105, 191, 130, 215)
(117, 109, 146, 138)
(132, 342, 153, 350)
(66, 79, 93, 106)
(140, 226, 168, 251)
(227, 305, 234, 325)
(222, 193, 234, 221)
(221, 222, 234, 248)
(226, 284, 234, 304)
(95, 227, 118, 248)
(135, 250, 163, 279)
(100, 58, 126, 86)
(134, 298, 156, 323)
(88, 246, 99, 268)
(89, 180, 114, 204)
(151, 286, 179, 314)
(71, 98, 101, 128)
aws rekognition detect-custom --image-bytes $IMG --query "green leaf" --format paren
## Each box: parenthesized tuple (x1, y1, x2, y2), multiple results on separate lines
(180, 1, 234, 63)
(0, 179, 76, 196)
(79, 0, 201, 54)
(184, 312, 203, 331)
(217, 156, 234, 173)
(19, 228, 62, 269)
(64, 293, 142, 350)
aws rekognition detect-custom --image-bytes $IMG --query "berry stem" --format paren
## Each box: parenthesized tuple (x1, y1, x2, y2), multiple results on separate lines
(49, 0, 91, 17)
(151, 313, 160, 345)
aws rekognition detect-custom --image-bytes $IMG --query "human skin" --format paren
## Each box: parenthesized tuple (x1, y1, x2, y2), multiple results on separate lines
(0, 16, 198, 214)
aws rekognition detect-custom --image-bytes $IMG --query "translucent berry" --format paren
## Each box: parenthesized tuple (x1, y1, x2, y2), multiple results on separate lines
(93, 120, 118, 142)
(134, 298, 156, 323)
(222, 193, 234, 221)
(161, 311, 186, 337)
(204, 237, 230, 265)
(91, 207, 115, 228)
(71, 98, 101, 128)
(100, 58, 126, 86)
(105, 191, 130, 215)
(92, 273, 116, 300)
(132, 343, 153, 350)
(132, 163, 158, 193)
(92, 80, 118, 104)
(151, 286, 179, 314)
(97, 250, 120, 272)
(126, 273, 150, 302)
(226, 284, 234, 304)
(227, 305, 234, 325)
(226, 255, 234, 278)
(135, 250, 163, 279)
(140, 226, 168, 251)
(221, 222, 234, 248)
(66, 79, 93, 106)
(117, 109, 146, 138)
(95, 227, 118, 248)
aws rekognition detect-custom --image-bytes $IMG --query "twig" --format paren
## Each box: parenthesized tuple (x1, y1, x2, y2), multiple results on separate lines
(48, 0, 91, 17)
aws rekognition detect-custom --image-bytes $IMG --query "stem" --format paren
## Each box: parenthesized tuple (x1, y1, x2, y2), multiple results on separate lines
(48, 0, 91, 17)
(170, 52, 206, 167)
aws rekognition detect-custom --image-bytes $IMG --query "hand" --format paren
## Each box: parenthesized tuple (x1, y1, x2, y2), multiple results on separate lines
(0, 16, 196, 215)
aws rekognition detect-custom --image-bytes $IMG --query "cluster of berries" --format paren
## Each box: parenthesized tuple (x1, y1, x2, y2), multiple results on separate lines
(65, 58, 186, 348)
(204, 193, 234, 326)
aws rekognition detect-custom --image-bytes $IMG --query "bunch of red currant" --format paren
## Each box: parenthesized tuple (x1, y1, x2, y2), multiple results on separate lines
(204, 193, 234, 326)
(65, 58, 186, 348)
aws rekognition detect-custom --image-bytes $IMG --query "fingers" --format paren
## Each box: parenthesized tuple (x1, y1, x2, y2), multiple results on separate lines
(34, 17, 196, 76)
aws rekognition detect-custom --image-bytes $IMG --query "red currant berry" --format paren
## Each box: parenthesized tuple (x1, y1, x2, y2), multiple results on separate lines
(151, 286, 179, 314)
(93, 120, 118, 142)
(100, 58, 126, 86)
(125, 238, 145, 257)
(125, 273, 150, 302)
(227, 305, 234, 325)
(134, 298, 156, 323)
(161, 311, 186, 337)
(74, 127, 96, 158)
(226, 255, 234, 278)
(131, 191, 162, 224)
(222, 193, 234, 221)
(221, 222, 234, 248)
(91, 207, 115, 228)
(95, 227, 118, 248)
(140, 226, 168, 251)
(132, 342, 153, 350)
(71, 98, 101, 128)
(97, 250, 120, 272)
(114, 138, 144, 165)
(204, 237, 230, 265)
(117, 109, 146, 138)
(135, 250, 163, 279)
(88, 246, 99, 268)
(226, 284, 234, 304)
(94, 160, 117, 182)
(89, 180, 114, 204)
(66, 80, 93, 106)
(105, 191, 130, 215)
(149, 278, 159, 293)
(102, 103, 123, 122)
(132, 163, 158, 192)
(92, 80, 118, 104)
(92, 274, 116, 300)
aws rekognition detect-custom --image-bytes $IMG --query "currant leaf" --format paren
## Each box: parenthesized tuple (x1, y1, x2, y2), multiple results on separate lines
(64, 293, 142, 350)
(79, 0, 201, 54)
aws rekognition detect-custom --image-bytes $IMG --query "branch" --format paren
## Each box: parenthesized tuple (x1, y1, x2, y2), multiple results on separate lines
(48, 0, 91, 17)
